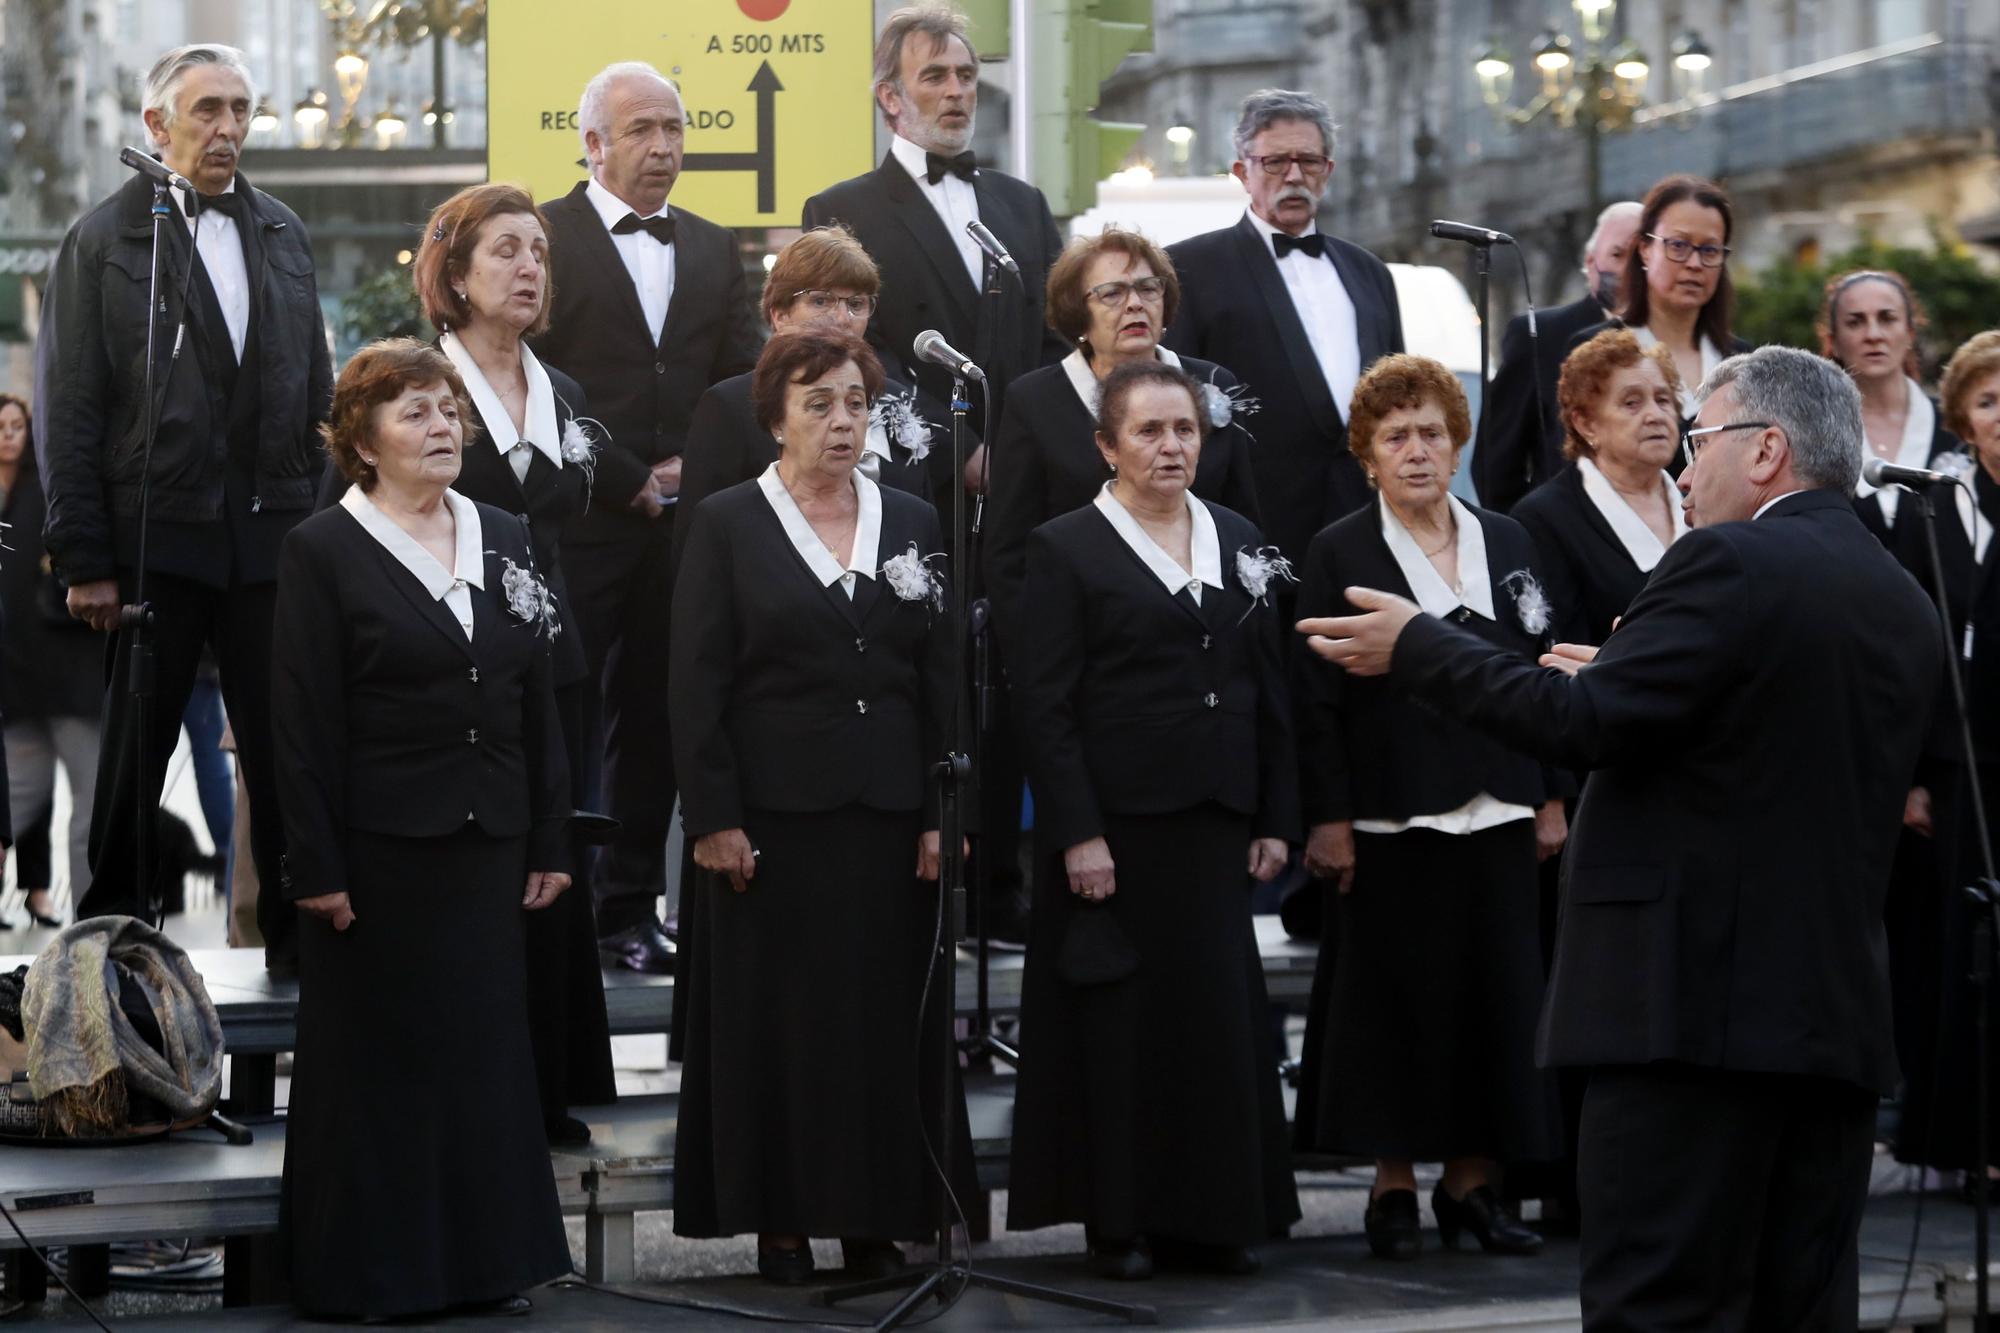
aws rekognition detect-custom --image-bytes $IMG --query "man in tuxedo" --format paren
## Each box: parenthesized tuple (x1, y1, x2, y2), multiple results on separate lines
(1302, 346, 1941, 1332)
(36, 44, 330, 972)
(1162, 88, 1403, 575)
(801, 3, 1067, 503)
(1475, 200, 1643, 513)
(532, 61, 761, 974)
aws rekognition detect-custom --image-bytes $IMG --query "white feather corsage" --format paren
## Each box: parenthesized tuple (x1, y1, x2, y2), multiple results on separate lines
(870, 387, 933, 463)
(1501, 569, 1551, 636)
(1200, 377, 1262, 435)
(499, 555, 561, 640)
(1934, 449, 1977, 483)
(881, 541, 946, 609)
(556, 400, 611, 509)
(1235, 545, 1296, 620)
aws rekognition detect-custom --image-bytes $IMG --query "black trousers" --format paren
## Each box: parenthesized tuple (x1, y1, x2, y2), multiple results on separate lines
(1577, 1063, 1876, 1333)
(79, 573, 291, 965)
(565, 522, 675, 934)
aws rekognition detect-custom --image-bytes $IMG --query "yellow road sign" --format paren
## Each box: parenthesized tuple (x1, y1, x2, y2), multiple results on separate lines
(487, 0, 877, 226)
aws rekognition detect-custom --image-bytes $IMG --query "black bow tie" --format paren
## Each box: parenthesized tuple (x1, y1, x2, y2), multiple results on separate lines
(612, 212, 677, 245)
(190, 190, 246, 221)
(1272, 231, 1325, 260)
(924, 151, 978, 185)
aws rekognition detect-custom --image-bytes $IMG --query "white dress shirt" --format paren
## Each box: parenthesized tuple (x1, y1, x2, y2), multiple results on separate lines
(340, 486, 485, 638)
(586, 175, 675, 341)
(888, 134, 984, 291)
(1090, 483, 1222, 606)
(1576, 457, 1686, 573)
(1633, 325, 1725, 417)
(439, 332, 563, 483)
(756, 463, 883, 600)
(172, 181, 249, 360)
(1753, 489, 1807, 520)
(1851, 377, 1939, 530)
(1356, 493, 1533, 836)
(1245, 209, 1359, 423)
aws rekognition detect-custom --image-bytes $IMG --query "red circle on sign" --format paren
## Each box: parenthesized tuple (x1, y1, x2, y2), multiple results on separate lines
(738, 0, 790, 18)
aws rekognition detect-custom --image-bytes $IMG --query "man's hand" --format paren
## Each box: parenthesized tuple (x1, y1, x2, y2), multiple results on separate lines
(1247, 838, 1288, 883)
(66, 579, 121, 633)
(630, 478, 666, 519)
(963, 443, 989, 495)
(1304, 821, 1356, 894)
(1064, 836, 1115, 901)
(1540, 642, 1600, 676)
(694, 828, 758, 892)
(1535, 800, 1569, 861)
(651, 456, 684, 499)
(1297, 587, 1423, 676)
(298, 891, 355, 931)
(1904, 786, 1934, 837)
(522, 870, 571, 910)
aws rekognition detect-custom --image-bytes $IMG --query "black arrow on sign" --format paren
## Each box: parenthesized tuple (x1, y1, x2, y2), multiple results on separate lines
(681, 60, 783, 214)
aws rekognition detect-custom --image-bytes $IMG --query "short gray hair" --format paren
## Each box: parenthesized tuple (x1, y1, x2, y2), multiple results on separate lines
(1581, 201, 1642, 264)
(1231, 89, 1336, 161)
(1698, 346, 1864, 493)
(873, 5, 980, 128)
(143, 44, 257, 132)
(577, 61, 678, 160)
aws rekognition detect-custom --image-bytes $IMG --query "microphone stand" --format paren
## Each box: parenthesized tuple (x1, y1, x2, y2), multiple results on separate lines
(821, 372, 1151, 1330)
(1913, 487, 2000, 1322)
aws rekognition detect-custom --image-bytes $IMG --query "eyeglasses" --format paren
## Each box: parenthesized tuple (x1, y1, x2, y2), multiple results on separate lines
(1086, 276, 1168, 308)
(1243, 152, 1332, 178)
(1681, 420, 1770, 469)
(791, 289, 877, 318)
(1647, 233, 1732, 269)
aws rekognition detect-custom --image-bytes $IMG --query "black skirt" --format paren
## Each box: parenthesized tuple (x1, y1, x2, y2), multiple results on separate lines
(672, 804, 952, 1240)
(1007, 805, 1301, 1244)
(282, 825, 571, 1319)
(1298, 822, 1560, 1163)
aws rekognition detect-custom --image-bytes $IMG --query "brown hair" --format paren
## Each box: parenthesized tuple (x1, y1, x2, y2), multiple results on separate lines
(1045, 227, 1182, 347)
(873, 5, 979, 128)
(1817, 268, 1927, 381)
(412, 183, 554, 335)
(322, 339, 474, 492)
(1620, 174, 1736, 354)
(763, 225, 881, 325)
(1095, 359, 1207, 444)
(0, 392, 31, 451)
(750, 331, 885, 436)
(1940, 331, 2000, 442)
(1556, 328, 1684, 461)
(1346, 354, 1472, 474)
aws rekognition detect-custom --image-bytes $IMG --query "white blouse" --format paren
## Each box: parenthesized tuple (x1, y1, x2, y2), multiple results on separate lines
(439, 331, 562, 481)
(1851, 378, 1938, 530)
(756, 462, 882, 600)
(1091, 483, 1221, 605)
(340, 486, 484, 638)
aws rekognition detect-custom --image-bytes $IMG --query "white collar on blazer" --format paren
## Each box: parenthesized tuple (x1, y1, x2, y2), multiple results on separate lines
(1091, 482, 1221, 604)
(1576, 456, 1686, 573)
(1059, 344, 1184, 416)
(1379, 492, 1494, 621)
(439, 331, 562, 470)
(756, 462, 882, 598)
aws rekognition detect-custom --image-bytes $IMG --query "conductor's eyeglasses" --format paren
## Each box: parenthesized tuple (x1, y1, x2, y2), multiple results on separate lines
(1681, 420, 1770, 469)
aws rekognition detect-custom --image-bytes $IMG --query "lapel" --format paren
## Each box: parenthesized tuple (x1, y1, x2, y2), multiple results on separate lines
(1562, 467, 1631, 567)
(1089, 506, 1208, 634)
(461, 401, 530, 506)
(1326, 237, 1387, 366)
(654, 207, 703, 353)
(518, 447, 561, 513)
(337, 506, 481, 665)
(1227, 216, 1341, 437)
(469, 546, 513, 665)
(555, 183, 655, 349)
(756, 500, 867, 633)
(876, 155, 978, 327)
(236, 174, 274, 342)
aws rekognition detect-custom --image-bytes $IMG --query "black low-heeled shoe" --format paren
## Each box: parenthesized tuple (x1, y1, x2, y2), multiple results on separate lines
(1149, 1235, 1260, 1275)
(1432, 1183, 1543, 1255)
(544, 1113, 592, 1147)
(460, 1294, 532, 1317)
(1364, 1189, 1422, 1260)
(839, 1238, 905, 1280)
(1086, 1233, 1153, 1281)
(23, 901, 60, 930)
(758, 1242, 816, 1286)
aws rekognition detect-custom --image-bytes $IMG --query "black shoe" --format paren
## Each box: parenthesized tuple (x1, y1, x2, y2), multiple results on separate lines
(1432, 1183, 1543, 1255)
(23, 902, 61, 930)
(544, 1113, 592, 1147)
(461, 1294, 532, 1317)
(265, 955, 299, 982)
(839, 1238, 905, 1280)
(1149, 1235, 1259, 1275)
(1086, 1234, 1153, 1281)
(1364, 1189, 1423, 1260)
(758, 1242, 815, 1286)
(599, 921, 676, 975)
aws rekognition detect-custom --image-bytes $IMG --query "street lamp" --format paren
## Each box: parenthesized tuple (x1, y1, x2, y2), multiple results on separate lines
(333, 48, 369, 127)
(374, 102, 408, 149)
(1164, 110, 1194, 175)
(293, 89, 330, 148)
(1672, 31, 1714, 95)
(250, 103, 279, 138)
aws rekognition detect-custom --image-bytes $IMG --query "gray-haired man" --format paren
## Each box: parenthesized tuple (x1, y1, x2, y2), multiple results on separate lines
(36, 43, 331, 971)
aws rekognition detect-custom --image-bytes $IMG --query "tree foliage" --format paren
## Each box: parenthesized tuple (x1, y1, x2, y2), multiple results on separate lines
(338, 266, 431, 351)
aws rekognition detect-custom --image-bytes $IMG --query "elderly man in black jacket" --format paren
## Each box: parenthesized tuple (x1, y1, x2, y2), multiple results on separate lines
(1303, 346, 1942, 1332)
(35, 43, 331, 971)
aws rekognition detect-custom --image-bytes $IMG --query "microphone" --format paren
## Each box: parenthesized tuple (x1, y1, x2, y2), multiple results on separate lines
(1430, 219, 1514, 247)
(119, 146, 195, 194)
(913, 329, 986, 382)
(1862, 455, 1962, 489)
(965, 219, 1019, 277)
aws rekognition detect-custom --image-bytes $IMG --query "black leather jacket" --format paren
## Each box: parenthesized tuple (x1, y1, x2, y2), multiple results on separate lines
(33, 172, 332, 585)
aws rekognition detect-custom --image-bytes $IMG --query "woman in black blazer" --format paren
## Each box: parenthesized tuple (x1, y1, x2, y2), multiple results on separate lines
(1293, 355, 1565, 1262)
(986, 227, 1260, 651)
(1007, 360, 1299, 1280)
(668, 331, 956, 1286)
(272, 340, 572, 1321)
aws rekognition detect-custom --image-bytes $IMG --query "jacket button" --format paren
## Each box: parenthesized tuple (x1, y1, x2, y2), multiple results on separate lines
(1203, 692, 1218, 708)
(468, 667, 479, 683)
(654, 361, 666, 375)
(856, 700, 869, 715)
(855, 637, 867, 653)
(467, 728, 480, 743)
(1201, 634, 1212, 649)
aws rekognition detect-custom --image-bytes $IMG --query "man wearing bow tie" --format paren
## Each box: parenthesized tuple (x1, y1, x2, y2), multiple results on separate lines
(534, 61, 760, 974)
(1164, 89, 1405, 578)
(802, 4, 1067, 504)
(34, 44, 331, 973)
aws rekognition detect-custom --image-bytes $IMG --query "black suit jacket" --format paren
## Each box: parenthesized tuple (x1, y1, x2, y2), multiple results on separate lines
(1474, 295, 1608, 513)
(984, 355, 1261, 653)
(669, 479, 952, 837)
(1295, 502, 1563, 826)
(530, 182, 761, 545)
(674, 371, 935, 572)
(801, 152, 1068, 455)
(1011, 499, 1300, 852)
(1390, 489, 1942, 1092)
(1511, 463, 1673, 646)
(1162, 216, 1403, 567)
(271, 498, 571, 901)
